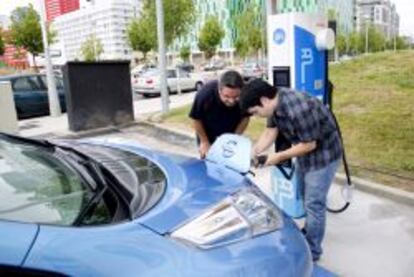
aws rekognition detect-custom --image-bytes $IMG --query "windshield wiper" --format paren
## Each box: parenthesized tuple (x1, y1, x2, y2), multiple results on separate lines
(53, 144, 108, 189)
(49, 142, 133, 221)
(0, 132, 56, 149)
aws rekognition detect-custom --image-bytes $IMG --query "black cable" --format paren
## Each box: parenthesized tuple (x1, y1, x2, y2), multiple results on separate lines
(327, 102, 353, 213)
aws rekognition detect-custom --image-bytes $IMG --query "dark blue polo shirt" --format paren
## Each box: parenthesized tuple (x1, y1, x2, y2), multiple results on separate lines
(189, 80, 247, 144)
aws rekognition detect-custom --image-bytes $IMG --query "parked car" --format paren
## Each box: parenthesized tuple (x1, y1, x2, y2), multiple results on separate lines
(203, 59, 226, 71)
(176, 62, 195, 72)
(133, 68, 204, 97)
(242, 61, 266, 80)
(131, 64, 156, 85)
(0, 133, 313, 276)
(39, 65, 63, 77)
(0, 73, 66, 119)
(131, 63, 156, 76)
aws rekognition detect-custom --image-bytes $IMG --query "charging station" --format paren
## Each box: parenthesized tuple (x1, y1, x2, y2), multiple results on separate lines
(267, 12, 335, 102)
(266, 12, 336, 218)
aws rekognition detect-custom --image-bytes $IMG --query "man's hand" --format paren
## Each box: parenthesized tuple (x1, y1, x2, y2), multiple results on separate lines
(265, 153, 284, 166)
(199, 141, 211, 159)
(252, 155, 268, 168)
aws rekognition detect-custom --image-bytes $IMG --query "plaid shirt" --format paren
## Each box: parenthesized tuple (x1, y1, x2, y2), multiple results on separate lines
(267, 88, 343, 171)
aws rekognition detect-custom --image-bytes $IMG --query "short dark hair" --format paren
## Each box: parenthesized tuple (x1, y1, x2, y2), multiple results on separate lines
(219, 70, 244, 90)
(239, 79, 278, 113)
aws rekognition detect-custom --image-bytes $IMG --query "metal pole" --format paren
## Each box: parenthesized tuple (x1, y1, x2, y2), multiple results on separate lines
(39, 0, 61, 117)
(365, 20, 369, 54)
(394, 31, 397, 52)
(156, 0, 169, 113)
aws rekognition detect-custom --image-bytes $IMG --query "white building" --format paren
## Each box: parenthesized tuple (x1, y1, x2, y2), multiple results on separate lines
(0, 14, 10, 29)
(356, 0, 400, 40)
(53, 0, 136, 62)
(80, 0, 142, 16)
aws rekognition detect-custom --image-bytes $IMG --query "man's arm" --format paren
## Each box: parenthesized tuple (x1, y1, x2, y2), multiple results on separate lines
(192, 119, 210, 158)
(253, 127, 278, 155)
(235, 117, 250, 134)
(265, 141, 316, 166)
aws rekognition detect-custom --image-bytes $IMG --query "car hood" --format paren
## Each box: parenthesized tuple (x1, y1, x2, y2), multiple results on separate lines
(81, 138, 251, 235)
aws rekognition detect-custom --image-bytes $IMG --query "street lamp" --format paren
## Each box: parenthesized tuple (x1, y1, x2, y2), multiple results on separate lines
(364, 14, 370, 54)
(156, 0, 169, 113)
(393, 27, 397, 52)
(39, 0, 61, 117)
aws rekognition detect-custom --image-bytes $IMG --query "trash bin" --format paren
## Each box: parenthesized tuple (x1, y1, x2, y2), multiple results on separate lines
(63, 61, 134, 132)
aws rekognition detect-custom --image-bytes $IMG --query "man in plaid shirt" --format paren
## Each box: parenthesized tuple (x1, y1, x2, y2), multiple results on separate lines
(239, 79, 342, 262)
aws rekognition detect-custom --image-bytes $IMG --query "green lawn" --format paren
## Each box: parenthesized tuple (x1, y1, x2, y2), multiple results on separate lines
(160, 51, 414, 191)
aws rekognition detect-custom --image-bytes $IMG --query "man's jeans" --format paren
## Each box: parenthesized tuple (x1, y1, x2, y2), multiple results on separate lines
(297, 158, 341, 261)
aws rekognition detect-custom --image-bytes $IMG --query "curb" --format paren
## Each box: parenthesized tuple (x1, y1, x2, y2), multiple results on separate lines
(30, 121, 141, 140)
(142, 121, 414, 207)
(335, 173, 414, 207)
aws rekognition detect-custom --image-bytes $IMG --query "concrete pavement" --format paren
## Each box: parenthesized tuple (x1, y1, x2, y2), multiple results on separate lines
(18, 91, 196, 137)
(87, 124, 414, 277)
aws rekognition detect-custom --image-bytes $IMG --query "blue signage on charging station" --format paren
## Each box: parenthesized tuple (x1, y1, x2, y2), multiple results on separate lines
(294, 26, 326, 101)
(273, 28, 286, 45)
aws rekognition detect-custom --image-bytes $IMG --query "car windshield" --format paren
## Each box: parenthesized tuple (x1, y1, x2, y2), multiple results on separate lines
(142, 69, 159, 77)
(245, 62, 257, 67)
(0, 136, 90, 225)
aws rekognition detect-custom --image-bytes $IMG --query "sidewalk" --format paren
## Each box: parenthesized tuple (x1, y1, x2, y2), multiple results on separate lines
(18, 92, 196, 138)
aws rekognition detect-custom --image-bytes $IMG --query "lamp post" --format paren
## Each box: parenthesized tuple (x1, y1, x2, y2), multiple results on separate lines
(156, 0, 169, 113)
(393, 29, 397, 52)
(364, 14, 370, 54)
(39, 0, 61, 117)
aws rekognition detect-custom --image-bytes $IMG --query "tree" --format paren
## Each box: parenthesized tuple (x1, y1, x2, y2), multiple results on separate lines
(179, 45, 191, 62)
(80, 34, 103, 62)
(368, 26, 386, 52)
(9, 5, 42, 68)
(141, 0, 195, 48)
(8, 5, 55, 69)
(327, 8, 337, 21)
(234, 5, 264, 60)
(198, 16, 225, 60)
(128, 17, 155, 61)
(0, 28, 5, 56)
(396, 37, 409, 50)
(336, 33, 347, 56)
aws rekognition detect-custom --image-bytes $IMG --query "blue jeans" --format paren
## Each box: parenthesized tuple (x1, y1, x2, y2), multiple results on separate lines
(297, 159, 340, 261)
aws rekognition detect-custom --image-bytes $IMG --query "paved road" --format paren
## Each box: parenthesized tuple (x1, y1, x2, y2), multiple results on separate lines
(96, 125, 414, 277)
(133, 91, 196, 119)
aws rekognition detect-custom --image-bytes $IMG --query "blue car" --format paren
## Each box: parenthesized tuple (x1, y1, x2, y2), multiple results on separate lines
(0, 133, 312, 276)
(0, 74, 66, 119)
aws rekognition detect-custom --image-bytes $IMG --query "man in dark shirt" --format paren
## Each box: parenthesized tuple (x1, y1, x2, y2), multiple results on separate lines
(239, 79, 342, 262)
(189, 70, 250, 158)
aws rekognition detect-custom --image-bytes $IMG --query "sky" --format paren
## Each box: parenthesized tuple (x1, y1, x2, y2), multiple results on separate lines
(0, 0, 413, 37)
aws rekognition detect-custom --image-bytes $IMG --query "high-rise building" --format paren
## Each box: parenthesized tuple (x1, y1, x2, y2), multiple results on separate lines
(53, 0, 134, 61)
(172, 0, 354, 55)
(45, 0, 80, 21)
(276, 0, 355, 34)
(172, 0, 265, 55)
(356, 0, 399, 39)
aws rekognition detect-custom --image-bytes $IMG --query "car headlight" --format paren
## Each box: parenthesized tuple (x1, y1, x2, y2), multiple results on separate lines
(170, 187, 283, 249)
